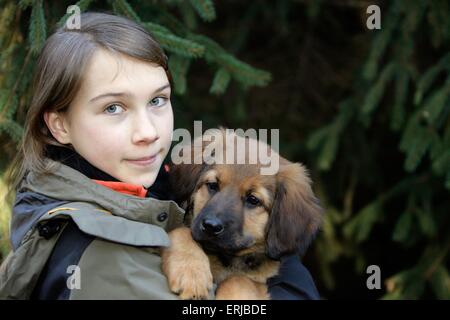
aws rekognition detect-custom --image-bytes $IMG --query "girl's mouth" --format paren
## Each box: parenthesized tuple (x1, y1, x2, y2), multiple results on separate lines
(126, 152, 159, 166)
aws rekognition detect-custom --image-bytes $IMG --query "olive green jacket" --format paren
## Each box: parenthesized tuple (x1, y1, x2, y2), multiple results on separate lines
(0, 160, 186, 299)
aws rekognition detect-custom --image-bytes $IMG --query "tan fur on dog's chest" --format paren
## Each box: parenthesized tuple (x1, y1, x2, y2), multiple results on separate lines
(209, 254, 280, 285)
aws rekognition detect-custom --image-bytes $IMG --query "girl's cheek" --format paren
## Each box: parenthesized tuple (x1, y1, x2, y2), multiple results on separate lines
(79, 119, 124, 150)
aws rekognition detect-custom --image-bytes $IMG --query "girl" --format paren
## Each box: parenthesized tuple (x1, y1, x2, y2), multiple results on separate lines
(0, 12, 319, 300)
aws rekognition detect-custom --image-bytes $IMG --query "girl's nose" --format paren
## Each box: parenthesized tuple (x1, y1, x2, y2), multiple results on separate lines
(131, 111, 159, 144)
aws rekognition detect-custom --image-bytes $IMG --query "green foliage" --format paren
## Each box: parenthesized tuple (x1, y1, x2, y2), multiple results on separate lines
(188, 0, 216, 22)
(18, 0, 33, 10)
(306, 0, 450, 299)
(360, 62, 397, 126)
(143, 23, 205, 58)
(187, 34, 271, 87)
(210, 68, 231, 95)
(343, 201, 383, 243)
(111, 0, 141, 22)
(168, 55, 191, 95)
(307, 99, 354, 171)
(28, 0, 46, 54)
(414, 52, 450, 106)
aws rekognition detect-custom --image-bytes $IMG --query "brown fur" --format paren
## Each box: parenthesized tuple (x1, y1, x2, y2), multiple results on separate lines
(161, 129, 323, 300)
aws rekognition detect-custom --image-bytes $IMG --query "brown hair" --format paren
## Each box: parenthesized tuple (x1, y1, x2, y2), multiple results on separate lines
(6, 12, 170, 199)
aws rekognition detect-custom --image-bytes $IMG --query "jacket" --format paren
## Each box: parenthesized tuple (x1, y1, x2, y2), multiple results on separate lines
(0, 159, 185, 299)
(0, 158, 320, 299)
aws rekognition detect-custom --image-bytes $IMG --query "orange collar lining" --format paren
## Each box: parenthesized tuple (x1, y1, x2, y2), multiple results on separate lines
(92, 180, 148, 198)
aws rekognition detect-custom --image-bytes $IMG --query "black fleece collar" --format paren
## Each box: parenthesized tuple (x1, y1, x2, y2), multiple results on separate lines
(45, 145, 119, 182)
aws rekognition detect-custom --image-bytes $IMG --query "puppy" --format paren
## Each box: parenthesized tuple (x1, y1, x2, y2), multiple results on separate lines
(161, 129, 323, 299)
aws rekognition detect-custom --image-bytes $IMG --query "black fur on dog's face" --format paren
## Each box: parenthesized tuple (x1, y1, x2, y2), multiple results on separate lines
(190, 164, 276, 256)
(169, 129, 323, 260)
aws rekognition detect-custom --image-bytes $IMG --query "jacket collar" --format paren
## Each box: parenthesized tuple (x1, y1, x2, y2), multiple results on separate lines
(45, 145, 119, 182)
(19, 160, 185, 225)
(92, 180, 148, 198)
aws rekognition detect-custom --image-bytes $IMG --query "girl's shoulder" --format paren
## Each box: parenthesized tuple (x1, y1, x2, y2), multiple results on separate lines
(11, 190, 69, 250)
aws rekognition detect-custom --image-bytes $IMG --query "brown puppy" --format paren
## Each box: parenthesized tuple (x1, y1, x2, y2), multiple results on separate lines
(161, 129, 323, 299)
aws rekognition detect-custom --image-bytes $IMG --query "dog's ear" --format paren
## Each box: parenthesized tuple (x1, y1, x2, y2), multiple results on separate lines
(168, 134, 214, 205)
(169, 152, 209, 206)
(169, 162, 207, 204)
(265, 163, 323, 259)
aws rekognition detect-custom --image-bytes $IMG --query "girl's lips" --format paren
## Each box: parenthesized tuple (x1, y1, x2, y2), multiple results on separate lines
(126, 153, 159, 166)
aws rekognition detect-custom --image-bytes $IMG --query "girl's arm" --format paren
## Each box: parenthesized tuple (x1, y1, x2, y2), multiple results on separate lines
(267, 254, 321, 300)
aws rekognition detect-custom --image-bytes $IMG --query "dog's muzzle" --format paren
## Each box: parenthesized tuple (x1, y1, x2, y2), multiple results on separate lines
(200, 217, 224, 236)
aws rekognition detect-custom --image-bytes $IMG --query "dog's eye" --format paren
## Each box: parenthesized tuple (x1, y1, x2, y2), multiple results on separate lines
(205, 182, 219, 193)
(245, 195, 261, 207)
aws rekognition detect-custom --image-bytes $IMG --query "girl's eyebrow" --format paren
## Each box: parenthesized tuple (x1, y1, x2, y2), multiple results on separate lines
(89, 83, 171, 103)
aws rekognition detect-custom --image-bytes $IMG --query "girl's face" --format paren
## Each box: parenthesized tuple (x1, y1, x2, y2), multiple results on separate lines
(45, 49, 173, 187)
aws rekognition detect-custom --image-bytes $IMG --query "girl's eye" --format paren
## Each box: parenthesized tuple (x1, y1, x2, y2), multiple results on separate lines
(104, 104, 125, 114)
(149, 97, 168, 108)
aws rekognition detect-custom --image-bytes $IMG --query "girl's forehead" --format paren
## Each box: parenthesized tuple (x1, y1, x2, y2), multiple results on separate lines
(85, 49, 166, 84)
(78, 49, 169, 100)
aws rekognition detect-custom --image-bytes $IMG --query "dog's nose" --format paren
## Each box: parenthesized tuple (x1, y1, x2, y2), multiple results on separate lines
(201, 217, 224, 236)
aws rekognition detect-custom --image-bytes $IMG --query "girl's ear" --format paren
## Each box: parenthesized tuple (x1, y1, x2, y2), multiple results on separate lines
(43, 111, 72, 145)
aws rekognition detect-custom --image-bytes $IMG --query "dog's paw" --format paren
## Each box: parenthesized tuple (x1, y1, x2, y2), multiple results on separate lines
(168, 261, 213, 300)
(161, 227, 213, 300)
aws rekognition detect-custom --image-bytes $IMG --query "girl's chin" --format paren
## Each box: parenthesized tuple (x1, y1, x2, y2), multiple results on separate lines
(114, 168, 158, 187)
(133, 176, 157, 188)
(141, 179, 155, 188)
